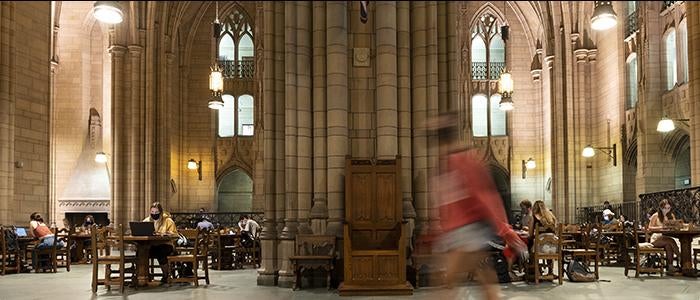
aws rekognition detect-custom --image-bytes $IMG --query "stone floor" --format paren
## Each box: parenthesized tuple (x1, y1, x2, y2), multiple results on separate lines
(1, 265, 699, 300)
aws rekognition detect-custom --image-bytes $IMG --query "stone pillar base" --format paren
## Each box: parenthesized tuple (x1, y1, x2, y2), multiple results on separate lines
(257, 271, 278, 286)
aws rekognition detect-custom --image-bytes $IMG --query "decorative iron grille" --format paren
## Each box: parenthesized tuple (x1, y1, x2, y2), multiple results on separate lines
(471, 62, 505, 80)
(170, 211, 264, 229)
(625, 10, 639, 38)
(218, 59, 255, 79)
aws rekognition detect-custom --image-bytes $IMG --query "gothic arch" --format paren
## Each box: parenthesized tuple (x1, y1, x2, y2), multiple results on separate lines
(661, 129, 690, 160)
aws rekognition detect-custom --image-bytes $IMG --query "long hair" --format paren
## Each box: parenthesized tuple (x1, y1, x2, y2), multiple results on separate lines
(30, 212, 44, 223)
(657, 199, 675, 223)
(532, 200, 557, 228)
(151, 202, 164, 213)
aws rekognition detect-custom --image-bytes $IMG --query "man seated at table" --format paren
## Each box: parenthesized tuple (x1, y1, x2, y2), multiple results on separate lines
(196, 216, 214, 231)
(143, 202, 177, 283)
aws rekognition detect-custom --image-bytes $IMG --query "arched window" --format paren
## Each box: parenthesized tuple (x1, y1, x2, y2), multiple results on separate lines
(217, 8, 254, 78)
(490, 94, 506, 136)
(218, 94, 255, 137)
(470, 12, 508, 138)
(237, 94, 254, 136)
(218, 94, 236, 137)
(626, 53, 638, 109)
(679, 19, 688, 83)
(664, 28, 677, 90)
(472, 94, 488, 137)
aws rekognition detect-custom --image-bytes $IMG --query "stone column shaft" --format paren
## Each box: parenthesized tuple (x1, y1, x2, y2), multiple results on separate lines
(411, 1, 429, 233)
(325, 1, 348, 238)
(296, 1, 313, 235)
(0, 2, 16, 224)
(688, 2, 700, 181)
(128, 45, 144, 223)
(397, 0, 415, 226)
(375, 1, 398, 160)
(109, 45, 127, 226)
(310, 1, 328, 235)
(426, 1, 441, 233)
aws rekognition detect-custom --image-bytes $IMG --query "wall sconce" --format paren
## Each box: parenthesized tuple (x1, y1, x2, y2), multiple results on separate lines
(188, 159, 202, 181)
(522, 158, 536, 179)
(582, 143, 617, 166)
(656, 116, 690, 133)
(591, 1, 617, 31)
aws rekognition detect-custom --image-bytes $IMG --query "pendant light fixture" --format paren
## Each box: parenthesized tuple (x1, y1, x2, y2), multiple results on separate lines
(208, 1, 224, 110)
(498, 1, 513, 111)
(93, 1, 123, 24)
(591, 1, 617, 31)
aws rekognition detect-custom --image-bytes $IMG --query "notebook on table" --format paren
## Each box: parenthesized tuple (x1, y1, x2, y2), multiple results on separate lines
(129, 222, 155, 236)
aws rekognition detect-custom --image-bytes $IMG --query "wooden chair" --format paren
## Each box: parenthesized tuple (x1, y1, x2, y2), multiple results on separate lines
(530, 223, 563, 285)
(562, 224, 600, 280)
(167, 229, 210, 286)
(55, 228, 71, 272)
(289, 234, 336, 290)
(623, 221, 665, 277)
(0, 226, 21, 275)
(33, 227, 59, 273)
(91, 224, 136, 293)
(175, 229, 198, 255)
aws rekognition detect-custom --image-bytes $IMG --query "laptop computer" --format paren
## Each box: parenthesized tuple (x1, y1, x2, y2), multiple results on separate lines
(129, 222, 155, 236)
(15, 227, 27, 237)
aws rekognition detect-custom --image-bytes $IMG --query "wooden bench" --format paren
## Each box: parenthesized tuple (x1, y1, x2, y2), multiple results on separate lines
(289, 234, 335, 290)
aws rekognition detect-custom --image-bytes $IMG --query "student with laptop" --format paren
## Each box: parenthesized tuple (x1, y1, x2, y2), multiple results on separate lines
(143, 202, 177, 283)
(29, 212, 65, 270)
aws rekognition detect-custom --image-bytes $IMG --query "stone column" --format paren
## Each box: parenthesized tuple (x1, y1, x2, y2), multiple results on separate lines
(258, 1, 279, 287)
(375, 1, 398, 160)
(411, 1, 429, 234)
(586, 50, 597, 204)
(447, 1, 458, 111)
(310, 1, 328, 235)
(574, 48, 589, 208)
(397, 0, 415, 244)
(109, 45, 128, 226)
(296, 1, 313, 235)
(542, 55, 554, 207)
(0, 2, 16, 224)
(688, 2, 700, 181)
(325, 1, 349, 239)
(278, 1, 299, 288)
(128, 45, 144, 222)
(426, 1, 441, 234)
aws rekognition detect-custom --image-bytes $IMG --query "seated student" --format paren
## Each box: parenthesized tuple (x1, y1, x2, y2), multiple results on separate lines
(196, 216, 214, 231)
(602, 201, 615, 225)
(29, 212, 65, 270)
(243, 215, 260, 238)
(648, 199, 681, 275)
(143, 202, 177, 283)
(519, 200, 533, 233)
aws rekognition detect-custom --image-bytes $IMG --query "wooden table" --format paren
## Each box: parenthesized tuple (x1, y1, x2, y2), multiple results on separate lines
(17, 237, 35, 272)
(69, 233, 91, 264)
(123, 235, 177, 286)
(650, 229, 700, 277)
(211, 233, 241, 270)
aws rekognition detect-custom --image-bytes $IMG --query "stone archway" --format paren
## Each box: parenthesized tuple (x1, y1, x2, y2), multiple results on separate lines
(216, 169, 253, 212)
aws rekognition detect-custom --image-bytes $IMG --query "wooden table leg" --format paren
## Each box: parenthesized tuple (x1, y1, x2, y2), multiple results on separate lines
(136, 244, 151, 286)
(679, 236, 697, 277)
(74, 239, 85, 263)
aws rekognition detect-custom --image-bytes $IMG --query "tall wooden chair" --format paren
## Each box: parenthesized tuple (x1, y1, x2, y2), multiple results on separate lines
(175, 228, 198, 255)
(167, 229, 210, 286)
(0, 226, 21, 275)
(530, 223, 563, 285)
(623, 221, 665, 277)
(91, 224, 136, 293)
(562, 224, 600, 279)
(55, 228, 71, 272)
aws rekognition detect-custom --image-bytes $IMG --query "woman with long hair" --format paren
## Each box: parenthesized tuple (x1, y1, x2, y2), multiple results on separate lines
(528, 200, 557, 238)
(648, 198, 680, 274)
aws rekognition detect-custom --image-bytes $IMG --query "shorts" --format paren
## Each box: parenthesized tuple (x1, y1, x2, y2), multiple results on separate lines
(436, 222, 496, 253)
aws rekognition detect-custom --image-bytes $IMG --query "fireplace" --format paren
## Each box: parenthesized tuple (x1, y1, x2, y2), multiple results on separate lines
(65, 212, 109, 228)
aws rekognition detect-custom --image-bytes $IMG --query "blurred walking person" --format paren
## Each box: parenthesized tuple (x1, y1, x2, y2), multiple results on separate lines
(431, 112, 525, 300)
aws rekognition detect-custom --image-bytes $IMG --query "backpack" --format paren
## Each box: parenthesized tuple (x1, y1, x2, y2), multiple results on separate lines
(565, 259, 596, 282)
(3, 228, 18, 252)
(486, 251, 511, 283)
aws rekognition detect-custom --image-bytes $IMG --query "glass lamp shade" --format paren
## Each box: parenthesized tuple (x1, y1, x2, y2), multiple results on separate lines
(591, 1, 617, 31)
(582, 145, 596, 158)
(498, 71, 514, 96)
(499, 97, 514, 111)
(187, 159, 198, 170)
(95, 152, 108, 163)
(656, 117, 675, 133)
(93, 1, 123, 24)
(208, 94, 224, 110)
(209, 66, 224, 93)
(525, 158, 536, 170)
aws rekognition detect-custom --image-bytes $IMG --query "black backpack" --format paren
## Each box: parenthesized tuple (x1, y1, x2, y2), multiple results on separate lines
(565, 259, 596, 282)
(3, 228, 18, 252)
(486, 251, 511, 283)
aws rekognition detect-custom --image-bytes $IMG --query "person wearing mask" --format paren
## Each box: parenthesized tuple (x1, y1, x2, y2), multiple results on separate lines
(648, 199, 681, 275)
(143, 202, 177, 283)
(29, 212, 65, 270)
(82, 215, 95, 231)
(430, 112, 525, 300)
